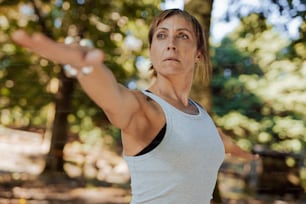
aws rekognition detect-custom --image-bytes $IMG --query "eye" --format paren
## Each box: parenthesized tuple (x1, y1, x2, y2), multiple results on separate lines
(177, 33, 189, 39)
(156, 32, 167, 40)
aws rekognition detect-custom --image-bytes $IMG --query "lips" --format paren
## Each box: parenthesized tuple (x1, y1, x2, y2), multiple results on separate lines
(164, 57, 179, 62)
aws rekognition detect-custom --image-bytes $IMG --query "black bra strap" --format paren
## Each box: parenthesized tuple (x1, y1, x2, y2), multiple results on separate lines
(135, 124, 166, 156)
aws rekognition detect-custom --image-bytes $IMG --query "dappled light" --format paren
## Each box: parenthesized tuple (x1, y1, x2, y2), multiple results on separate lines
(63, 135, 130, 184)
(210, 3, 306, 202)
(0, 0, 305, 203)
(0, 126, 48, 181)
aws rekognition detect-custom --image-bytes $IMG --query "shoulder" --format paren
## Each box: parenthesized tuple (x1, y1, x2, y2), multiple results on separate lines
(132, 90, 163, 116)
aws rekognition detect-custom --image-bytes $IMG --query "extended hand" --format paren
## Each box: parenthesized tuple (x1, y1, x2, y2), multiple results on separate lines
(11, 30, 104, 70)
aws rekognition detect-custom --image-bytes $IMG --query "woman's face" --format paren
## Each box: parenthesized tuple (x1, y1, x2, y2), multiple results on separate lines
(150, 15, 200, 78)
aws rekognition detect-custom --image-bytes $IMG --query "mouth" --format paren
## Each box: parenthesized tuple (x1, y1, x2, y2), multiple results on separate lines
(164, 57, 180, 62)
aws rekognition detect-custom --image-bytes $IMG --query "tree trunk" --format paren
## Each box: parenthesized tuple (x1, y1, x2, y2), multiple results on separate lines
(185, 0, 213, 111)
(30, 0, 75, 172)
(46, 70, 75, 171)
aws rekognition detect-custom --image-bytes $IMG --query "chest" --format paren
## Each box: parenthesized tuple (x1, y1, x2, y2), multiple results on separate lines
(161, 112, 225, 168)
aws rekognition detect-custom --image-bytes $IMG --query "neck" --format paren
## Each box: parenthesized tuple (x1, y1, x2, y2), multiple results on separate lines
(149, 74, 193, 107)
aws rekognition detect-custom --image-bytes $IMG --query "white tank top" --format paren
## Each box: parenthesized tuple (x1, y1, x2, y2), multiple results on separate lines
(124, 91, 225, 204)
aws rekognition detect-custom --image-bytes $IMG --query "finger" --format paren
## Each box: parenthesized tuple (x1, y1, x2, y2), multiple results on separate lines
(12, 30, 34, 48)
(12, 30, 86, 67)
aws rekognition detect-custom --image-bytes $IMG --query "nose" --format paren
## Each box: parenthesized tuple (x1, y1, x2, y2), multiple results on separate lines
(167, 37, 176, 51)
(167, 45, 176, 51)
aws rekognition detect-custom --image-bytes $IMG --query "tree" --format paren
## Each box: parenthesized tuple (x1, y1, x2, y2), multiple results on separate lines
(185, 0, 214, 111)
(210, 9, 306, 197)
(211, 10, 306, 152)
(0, 0, 160, 172)
(209, 0, 306, 198)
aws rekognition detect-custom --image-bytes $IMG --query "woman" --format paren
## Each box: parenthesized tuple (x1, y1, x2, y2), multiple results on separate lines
(12, 8, 255, 204)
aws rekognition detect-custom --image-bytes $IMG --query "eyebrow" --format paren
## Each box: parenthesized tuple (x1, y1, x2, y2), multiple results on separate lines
(157, 27, 193, 35)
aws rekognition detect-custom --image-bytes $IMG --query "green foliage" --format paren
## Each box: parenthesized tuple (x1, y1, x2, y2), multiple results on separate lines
(211, 13, 306, 154)
(0, 1, 160, 133)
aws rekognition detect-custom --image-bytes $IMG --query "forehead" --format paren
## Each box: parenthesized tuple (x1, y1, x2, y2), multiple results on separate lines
(156, 15, 194, 33)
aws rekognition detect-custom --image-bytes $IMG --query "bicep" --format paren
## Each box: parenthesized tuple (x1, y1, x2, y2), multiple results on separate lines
(103, 88, 141, 130)
(74, 61, 140, 129)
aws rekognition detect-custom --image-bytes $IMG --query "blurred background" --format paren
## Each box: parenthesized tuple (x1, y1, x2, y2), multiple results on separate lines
(0, 0, 305, 203)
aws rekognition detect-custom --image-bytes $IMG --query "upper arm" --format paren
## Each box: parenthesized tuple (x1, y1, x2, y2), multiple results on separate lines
(77, 64, 142, 130)
(75, 58, 146, 131)
(218, 128, 257, 160)
(218, 128, 233, 154)
(103, 88, 142, 130)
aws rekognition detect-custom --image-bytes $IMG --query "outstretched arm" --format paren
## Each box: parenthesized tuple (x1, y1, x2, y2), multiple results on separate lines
(218, 128, 259, 161)
(12, 30, 138, 130)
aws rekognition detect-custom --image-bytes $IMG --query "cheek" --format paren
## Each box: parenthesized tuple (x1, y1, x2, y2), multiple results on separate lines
(150, 44, 162, 60)
(149, 48, 158, 68)
(183, 49, 198, 63)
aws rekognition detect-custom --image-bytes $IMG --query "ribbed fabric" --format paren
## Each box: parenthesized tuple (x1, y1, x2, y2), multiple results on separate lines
(124, 91, 225, 204)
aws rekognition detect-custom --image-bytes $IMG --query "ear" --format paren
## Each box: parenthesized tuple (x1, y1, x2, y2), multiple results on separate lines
(195, 53, 201, 63)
